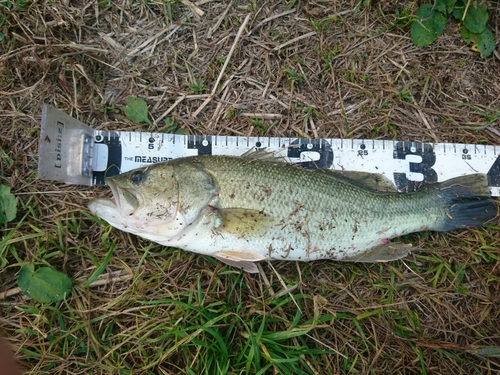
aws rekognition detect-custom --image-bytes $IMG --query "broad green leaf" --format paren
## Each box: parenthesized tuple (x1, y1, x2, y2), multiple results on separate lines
(411, 4, 447, 47)
(460, 24, 477, 44)
(452, 0, 466, 20)
(477, 28, 495, 58)
(460, 26, 495, 58)
(122, 96, 152, 126)
(463, 1, 488, 34)
(18, 264, 73, 303)
(435, 0, 457, 15)
(0, 2, 13, 10)
(0, 185, 17, 226)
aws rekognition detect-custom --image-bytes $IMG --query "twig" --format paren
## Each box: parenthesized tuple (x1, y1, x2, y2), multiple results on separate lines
(98, 31, 125, 52)
(0, 71, 48, 95)
(153, 95, 186, 126)
(387, 57, 410, 81)
(193, 14, 251, 117)
(267, 261, 302, 312)
(462, 0, 472, 21)
(0, 287, 22, 299)
(248, 8, 296, 35)
(127, 24, 181, 57)
(0, 43, 109, 63)
(410, 93, 437, 141)
(245, 78, 288, 109)
(181, 0, 204, 17)
(207, 2, 232, 38)
(274, 31, 316, 51)
(309, 116, 319, 138)
(240, 113, 283, 119)
(208, 83, 231, 130)
(211, 14, 251, 94)
(84, 274, 133, 287)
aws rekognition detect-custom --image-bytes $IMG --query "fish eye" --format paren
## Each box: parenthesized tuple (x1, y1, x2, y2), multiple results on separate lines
(131, 170, 146, 184)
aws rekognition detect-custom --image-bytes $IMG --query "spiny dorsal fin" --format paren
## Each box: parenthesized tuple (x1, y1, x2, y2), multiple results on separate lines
(240, 148, 287, 164)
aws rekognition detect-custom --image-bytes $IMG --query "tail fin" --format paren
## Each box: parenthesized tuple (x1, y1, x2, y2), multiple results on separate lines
(429, 174, 497, 231)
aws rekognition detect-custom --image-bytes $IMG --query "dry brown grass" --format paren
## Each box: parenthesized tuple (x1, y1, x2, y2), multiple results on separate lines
(1, 1, 500, 374)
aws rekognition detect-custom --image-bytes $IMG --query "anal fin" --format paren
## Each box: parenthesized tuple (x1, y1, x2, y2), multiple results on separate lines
(212, 251, 266, 273)
(342, 243, 412, 262)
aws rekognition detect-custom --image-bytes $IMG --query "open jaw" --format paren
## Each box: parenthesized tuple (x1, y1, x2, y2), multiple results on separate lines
(88, 195, 117, 216)
(106, 178, 121, 209)
(88, 179, 121, 215)
(106, 178, 142, 213)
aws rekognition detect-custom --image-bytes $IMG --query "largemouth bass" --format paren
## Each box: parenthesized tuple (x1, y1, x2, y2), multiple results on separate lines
(88, 154, 497, 273)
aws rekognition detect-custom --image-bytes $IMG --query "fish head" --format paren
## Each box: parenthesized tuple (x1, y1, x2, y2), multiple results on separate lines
(89, 159, 219, 243)
(88, 163, 185, 240)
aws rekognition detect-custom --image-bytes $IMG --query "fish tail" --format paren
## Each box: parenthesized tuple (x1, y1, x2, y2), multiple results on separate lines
(430, 174, 497, 231)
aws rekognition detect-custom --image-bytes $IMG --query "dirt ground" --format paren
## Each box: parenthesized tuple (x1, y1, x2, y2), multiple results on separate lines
(1, 1, 499, 374)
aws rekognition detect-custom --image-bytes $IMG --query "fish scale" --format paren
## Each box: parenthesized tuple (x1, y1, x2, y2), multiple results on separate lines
(89, 154, 497, 273)
(192, 156, 443, 259)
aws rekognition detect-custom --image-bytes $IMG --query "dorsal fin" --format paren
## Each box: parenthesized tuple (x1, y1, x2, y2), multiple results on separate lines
(240, 148, 287, 164)
(317, 169, 398, 192)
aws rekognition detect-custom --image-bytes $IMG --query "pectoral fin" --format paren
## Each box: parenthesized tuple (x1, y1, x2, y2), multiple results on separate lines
(342, 243, 412, 262)
(214, 208, 272, 237)
(213, 251, 266, 273)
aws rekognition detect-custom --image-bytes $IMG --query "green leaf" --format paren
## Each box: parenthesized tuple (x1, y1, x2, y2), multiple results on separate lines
(163, 117, 189, 135)
(411, 4, 448, 47)
(175, 128, 189, 135)
(435, 0, 457, 15)
(477, 27, 495, 58)
(163, 117, 178, 132)
(18, 264, 73, 303)
(460, 24, 476, 44)
(0, 2, 13, 10)
(463, 1, 488, 34)
(0, 14, 7, 28)
(122, 96, 152, 126)
(452, 0, 466, 20)
(84, 243, 115, 287)
(470, 347, 500, 358)
(0, 185, 17, 226)
(460, 26, 495, 58)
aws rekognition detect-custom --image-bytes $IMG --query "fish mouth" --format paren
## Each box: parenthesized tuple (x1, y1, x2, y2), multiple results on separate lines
(107, 178, 141, 213)
(88, 178, 142, 217)
(88, 179, 120, 216)
(106, 178, 121, 209)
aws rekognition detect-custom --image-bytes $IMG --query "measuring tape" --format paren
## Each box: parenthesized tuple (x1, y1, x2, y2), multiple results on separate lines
(38, 104, 500, 196)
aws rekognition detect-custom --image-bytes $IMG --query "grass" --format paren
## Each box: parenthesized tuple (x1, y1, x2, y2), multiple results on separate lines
(0, 0, 499, 374)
